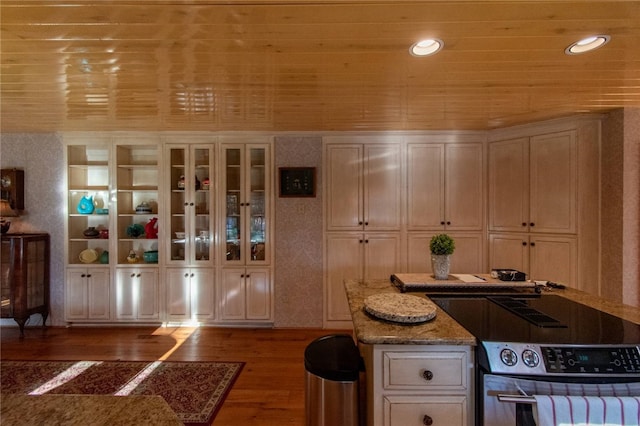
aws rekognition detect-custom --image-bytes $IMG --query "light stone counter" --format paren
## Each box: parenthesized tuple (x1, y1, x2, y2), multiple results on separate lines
(345, 279, 640, 346)
(344, 279, 476, 346)
(554, 286, 640, 324)
(0, 394, 183, 426)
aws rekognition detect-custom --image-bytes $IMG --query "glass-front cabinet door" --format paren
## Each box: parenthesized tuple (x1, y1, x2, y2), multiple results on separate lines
(222, 144, 270, 265)
(166, 144, 214, 265)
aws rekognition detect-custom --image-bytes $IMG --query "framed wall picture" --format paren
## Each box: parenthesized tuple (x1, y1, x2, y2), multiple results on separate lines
(279, 167, 316, 197)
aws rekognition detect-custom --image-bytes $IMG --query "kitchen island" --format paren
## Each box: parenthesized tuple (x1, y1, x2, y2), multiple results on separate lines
(345, 278, 476, 426)
(345, 278, 640, 426)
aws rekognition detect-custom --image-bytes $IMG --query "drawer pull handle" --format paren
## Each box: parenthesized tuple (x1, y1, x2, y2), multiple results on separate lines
(421, 370, 433, 381)
(423, 414, 433, 425)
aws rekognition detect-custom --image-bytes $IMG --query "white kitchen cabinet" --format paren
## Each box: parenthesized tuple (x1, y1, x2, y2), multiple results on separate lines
(166, 268, 215, 322)
(325, 232, 401, 327)
(115, 141, 160, 265)
(65, 141, 111, 267)
(219, 268, 271, 321)
(383, 395, 467, 426)
(115, 267, 159, 320)
(219, 139, 273, 323)
(407, 143, 483, 231)
(363, 344, 473, 426)
(220, 142, 271, 266)
(489, 131, 577, 234)
(325, 142, 402, 232)
(407, 232, 484, 274)
(65, 267, 110, 321)
(165, 143, 215, 266)
(488, 117, 601, 292)
(489, 233, 577, 287)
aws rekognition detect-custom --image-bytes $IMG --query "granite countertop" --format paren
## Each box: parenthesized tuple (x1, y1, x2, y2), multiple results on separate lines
(0, 394, 183, 426)
(345, 279, 640, 346)
(557, 286, 640, 324)
(344, 279, 476, 346)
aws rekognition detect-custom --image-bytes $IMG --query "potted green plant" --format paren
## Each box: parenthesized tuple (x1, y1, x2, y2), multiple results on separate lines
(429, 234, 455, 280)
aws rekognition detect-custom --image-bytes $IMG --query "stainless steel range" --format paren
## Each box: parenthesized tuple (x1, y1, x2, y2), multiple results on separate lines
(431, 294, 640, 426)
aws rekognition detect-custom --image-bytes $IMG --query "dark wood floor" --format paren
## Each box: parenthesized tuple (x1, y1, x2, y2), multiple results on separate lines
(1, 325, 345, 425)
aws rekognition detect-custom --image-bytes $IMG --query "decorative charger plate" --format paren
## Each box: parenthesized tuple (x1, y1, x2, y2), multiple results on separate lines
(79, 249, 98, 264)
(364, 293, 437, 324)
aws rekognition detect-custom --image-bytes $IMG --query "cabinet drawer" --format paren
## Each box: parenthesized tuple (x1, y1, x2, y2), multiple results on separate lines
(384, 395, 467, 426)
(383, 351, 468, 390)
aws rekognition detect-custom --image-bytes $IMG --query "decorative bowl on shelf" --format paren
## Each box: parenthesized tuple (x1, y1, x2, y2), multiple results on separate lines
(135, 202, 152, 214)
(83, 227, 100, 239)
(143, 250, 158, 263)
(175, 232, 185, 239)
(79, 249, 98, 264)
(126, 223, 145, 238)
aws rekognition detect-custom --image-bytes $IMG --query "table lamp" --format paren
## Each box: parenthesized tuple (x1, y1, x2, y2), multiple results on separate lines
(0, 199, 18, 234)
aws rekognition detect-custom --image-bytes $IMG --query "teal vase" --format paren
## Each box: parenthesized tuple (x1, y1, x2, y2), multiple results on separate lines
(77, 195, 95, 214)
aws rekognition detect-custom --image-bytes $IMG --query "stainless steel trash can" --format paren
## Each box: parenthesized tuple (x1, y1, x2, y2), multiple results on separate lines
(305, 334, 360, 426)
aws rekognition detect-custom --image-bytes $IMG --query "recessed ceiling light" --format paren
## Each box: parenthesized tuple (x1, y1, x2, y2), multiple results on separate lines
(565, 35, 610, 55)
(410, 39, 444, 57)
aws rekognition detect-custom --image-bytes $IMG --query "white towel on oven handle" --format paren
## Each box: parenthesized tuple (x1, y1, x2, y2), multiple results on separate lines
(533, 395, 640, 426)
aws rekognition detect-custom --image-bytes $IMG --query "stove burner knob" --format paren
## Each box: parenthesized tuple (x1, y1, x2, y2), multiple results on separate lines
(500, 348, 518, 366)
(522, 349, 540, 368)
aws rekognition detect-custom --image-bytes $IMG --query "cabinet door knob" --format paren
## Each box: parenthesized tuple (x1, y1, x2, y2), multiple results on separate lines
(190, 202, 194, 206)
(423, 415, 433, 425)
(190, 273, 194, 277)
(131, 273, 136, 277)
(530, 222, 535, 227)
(421, 370, 433, 381)
(137, 274, 141, 278)
(184, 273, 189, 277)
(81, 274, 86, 278)
(86, 274, 92, 278)
(522, 241, 527, 246)
(440, 221, 445, 225)
(364, 239, 369, 243)
(246, 274, 251, 278)
(364, 221, 369, 226)
(359, 240, 363, 243)
(530, 242, 536, 247)
(241, 274, 245, 278)
(522, 222, 527, 227)
(184, 202, 189, 206)
(358, 221, 363, 225)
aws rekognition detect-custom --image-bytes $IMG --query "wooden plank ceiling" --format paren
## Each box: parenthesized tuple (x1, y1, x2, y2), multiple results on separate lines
(1, 0, 639, 132)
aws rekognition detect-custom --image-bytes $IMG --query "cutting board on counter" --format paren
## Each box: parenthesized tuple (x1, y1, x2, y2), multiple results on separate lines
(390, 273, 535, 293)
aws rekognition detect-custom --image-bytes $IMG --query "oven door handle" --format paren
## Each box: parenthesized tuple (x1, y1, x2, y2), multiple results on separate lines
(497, 394, 536, 404)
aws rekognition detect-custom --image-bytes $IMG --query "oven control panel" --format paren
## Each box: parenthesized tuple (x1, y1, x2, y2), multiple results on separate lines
(541, 346, 640, 375)
(482, 342, 640, 376)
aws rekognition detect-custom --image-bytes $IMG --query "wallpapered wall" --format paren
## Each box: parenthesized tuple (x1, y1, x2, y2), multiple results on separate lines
(0, 133, 66, 326)
(0, 133, 324, 328)
(601, 109, 640, 306)
(274, 136, 323, 327)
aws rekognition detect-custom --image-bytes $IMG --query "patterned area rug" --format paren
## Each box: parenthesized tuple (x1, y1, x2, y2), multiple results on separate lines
(1, 360, 244, 426)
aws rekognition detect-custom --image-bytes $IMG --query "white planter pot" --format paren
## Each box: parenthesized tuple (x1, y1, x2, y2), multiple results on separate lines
(431, 254, 451, 280)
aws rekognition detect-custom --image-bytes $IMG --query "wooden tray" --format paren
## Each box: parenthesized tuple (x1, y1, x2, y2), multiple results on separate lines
(390, 273, 536, 293)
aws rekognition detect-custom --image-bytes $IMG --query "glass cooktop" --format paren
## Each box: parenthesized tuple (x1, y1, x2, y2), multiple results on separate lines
(432, 295, 640, 345)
